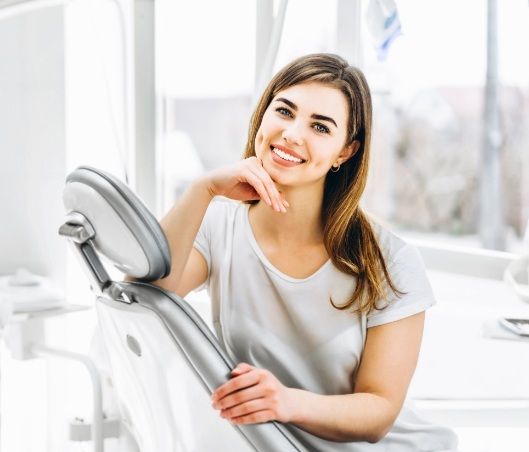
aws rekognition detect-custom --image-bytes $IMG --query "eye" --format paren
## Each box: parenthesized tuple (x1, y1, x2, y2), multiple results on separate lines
(275, 107, 293, 118)
(313, 122, 330, 134)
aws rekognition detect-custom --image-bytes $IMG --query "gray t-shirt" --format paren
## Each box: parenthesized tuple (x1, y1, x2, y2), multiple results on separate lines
(194, 198, 458, 451)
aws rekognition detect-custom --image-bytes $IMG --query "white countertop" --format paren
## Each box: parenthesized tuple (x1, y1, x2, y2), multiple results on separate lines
(409, 270, 529, 401)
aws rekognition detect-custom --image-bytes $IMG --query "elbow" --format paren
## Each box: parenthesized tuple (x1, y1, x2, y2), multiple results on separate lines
(361, 410, 395, 443)
(365, 426, 391, 444)
(365, 420, 394, 444)
(362, 395, 400, 443)
(339, 425, 389, 444)
(365, 431, 385, 444)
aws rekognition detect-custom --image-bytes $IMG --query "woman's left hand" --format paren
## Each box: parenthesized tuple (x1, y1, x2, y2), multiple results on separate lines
(211, 362, 297, 425)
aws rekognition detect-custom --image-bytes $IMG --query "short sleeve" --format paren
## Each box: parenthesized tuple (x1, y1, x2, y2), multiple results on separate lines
(191, 203, 214, 292)
(193, 216, 211, 270)
(367, 244, 436, 328)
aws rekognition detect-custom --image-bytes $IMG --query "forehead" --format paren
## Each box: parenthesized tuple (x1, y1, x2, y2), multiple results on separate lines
(272, 82, 349, 124)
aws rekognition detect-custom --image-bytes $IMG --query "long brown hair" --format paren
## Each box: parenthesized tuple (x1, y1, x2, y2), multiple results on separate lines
(243, 53, 402, 314)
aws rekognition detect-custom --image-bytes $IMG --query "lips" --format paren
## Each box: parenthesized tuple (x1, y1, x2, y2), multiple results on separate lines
(270, 144, 306, 162)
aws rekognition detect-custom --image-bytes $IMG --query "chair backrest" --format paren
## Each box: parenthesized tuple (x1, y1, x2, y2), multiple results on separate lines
(63, 166, 171, 282)
(60, 166, 308, 452)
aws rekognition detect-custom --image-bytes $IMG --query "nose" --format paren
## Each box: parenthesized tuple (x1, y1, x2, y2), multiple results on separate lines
(281, 121, 304, 146)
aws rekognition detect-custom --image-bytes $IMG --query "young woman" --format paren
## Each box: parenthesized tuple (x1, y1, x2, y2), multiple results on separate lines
(152, 53, 458, 451)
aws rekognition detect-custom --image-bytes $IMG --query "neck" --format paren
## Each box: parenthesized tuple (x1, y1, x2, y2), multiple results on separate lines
(249, 184, 325, 246)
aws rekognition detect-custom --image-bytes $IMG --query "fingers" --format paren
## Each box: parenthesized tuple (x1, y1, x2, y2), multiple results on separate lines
(207, 156, 290, 209)
(243, 170, 273, 207)
(212, 374, 274, 423)
(247, 158, 287, 213)
(231, 362, 253, 376)
(220, 398, 272, 422)
(230, 410, 275, 425)
(212, 369, 260, 403)
(247, 167, 283, 212)
(212, 364, 287, 425)
(213, 384, 263, 412)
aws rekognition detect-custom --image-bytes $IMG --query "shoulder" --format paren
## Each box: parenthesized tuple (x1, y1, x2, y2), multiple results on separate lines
(203, 197, 244, 220)
(369, 219, 418, 267)
(201, 198, 247, 234)
(368, 219, 430, 292)
(366, 219, 435, 325)
(206, 197, 241, 213)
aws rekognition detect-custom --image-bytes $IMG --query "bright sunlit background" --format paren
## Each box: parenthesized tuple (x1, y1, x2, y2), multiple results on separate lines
(156, 0, 529, 253)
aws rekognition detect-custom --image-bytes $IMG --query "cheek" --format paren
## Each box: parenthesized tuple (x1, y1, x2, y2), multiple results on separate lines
(254, 113, 275, 152)
(257, 111, 279, 140)
(254, 129, 265, 158)
(313, 142, 341, 166)
(255, 129, 264, 147)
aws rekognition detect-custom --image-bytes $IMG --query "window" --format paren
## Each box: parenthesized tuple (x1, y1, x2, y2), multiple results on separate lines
(156, 0, 257, 211)
(361, 0, 529, 253)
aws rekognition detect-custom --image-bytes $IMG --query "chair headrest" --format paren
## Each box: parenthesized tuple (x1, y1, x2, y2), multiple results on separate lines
(63, 166, 171, 281)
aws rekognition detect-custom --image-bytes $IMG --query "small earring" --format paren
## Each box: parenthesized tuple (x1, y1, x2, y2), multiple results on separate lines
(330, 163, 340, 173)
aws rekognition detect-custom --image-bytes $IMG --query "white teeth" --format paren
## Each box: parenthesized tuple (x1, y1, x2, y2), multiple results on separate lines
(272, 147, 303, 163)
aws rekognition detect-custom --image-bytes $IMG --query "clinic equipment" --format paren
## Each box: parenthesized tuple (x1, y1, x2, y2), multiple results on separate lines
(59, 166, 309, 451)
(0, 269, 65, 313)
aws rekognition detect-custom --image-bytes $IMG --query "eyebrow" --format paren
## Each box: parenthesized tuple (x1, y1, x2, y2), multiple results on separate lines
(275, 97, 338, 128)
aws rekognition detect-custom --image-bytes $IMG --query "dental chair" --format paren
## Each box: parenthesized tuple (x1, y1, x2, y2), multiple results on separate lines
(60, 166, 308, 452)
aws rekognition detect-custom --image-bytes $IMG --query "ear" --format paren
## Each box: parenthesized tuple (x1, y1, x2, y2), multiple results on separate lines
(337, 140, 361, 166)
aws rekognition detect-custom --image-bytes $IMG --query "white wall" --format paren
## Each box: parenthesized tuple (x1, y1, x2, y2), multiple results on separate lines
(0, 5, 67, 452)
(0, 6, 67, 285)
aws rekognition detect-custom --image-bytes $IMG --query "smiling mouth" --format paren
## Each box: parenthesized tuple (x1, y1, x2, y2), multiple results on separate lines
(270, 146, 306, 163)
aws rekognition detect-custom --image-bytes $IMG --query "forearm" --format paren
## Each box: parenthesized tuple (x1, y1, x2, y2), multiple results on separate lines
(149, 177, 213, 290)
(287, 388, 396, 443)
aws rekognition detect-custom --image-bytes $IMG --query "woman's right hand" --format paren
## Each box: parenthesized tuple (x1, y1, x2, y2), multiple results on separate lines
(203, 157, 288, 212)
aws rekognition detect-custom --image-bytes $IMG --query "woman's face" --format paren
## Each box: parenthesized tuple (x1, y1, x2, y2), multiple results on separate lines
(255, 82, 352, 189)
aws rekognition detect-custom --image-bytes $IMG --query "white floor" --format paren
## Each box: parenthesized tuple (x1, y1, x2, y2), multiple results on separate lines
(455, 427, 529, 452)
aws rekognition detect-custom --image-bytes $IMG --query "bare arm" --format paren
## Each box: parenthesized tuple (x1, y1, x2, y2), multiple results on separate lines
(212, 312, 425, 443)
(150, 177, 213, 294)
(287, 312, 425, 442)
(127, 157, 288, 295)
